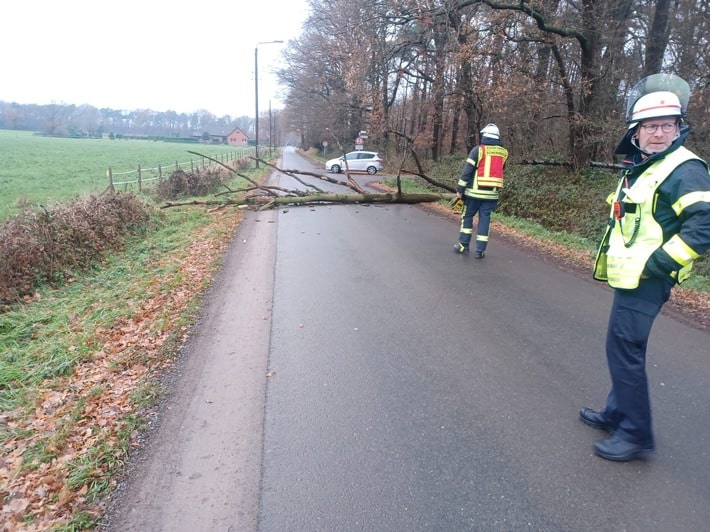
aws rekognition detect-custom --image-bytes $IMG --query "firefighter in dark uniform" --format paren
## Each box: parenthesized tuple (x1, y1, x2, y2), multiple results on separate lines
(453, 123, 508, 259)
(581, 74, 710, 461)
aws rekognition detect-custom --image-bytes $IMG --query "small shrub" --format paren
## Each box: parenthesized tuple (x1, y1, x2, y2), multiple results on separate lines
(0, 193, 152, 304)
(154, 167, 229, 200)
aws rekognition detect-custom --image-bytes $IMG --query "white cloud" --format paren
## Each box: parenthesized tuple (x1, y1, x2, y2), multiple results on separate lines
(1, 0, 309, 117)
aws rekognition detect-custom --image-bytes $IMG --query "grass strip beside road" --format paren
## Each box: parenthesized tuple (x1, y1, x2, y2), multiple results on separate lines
(0, 205, 243, 530)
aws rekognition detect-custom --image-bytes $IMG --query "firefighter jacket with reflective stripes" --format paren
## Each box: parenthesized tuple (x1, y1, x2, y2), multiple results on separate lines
(456, 138, 509, 200)
(593, 136, 710, 289)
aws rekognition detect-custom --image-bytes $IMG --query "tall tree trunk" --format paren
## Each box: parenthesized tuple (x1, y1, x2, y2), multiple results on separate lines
(431, 51, 447, 161)
(643, 0, 672, 76)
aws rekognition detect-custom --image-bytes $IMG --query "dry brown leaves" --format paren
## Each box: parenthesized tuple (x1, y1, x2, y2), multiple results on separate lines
(0, 209, 243, 531)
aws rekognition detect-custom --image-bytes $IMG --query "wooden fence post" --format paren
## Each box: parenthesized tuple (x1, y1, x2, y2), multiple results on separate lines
(159, 164, 162, 183)
(138, 163, 142, 192)
(107, 167, 114, 192)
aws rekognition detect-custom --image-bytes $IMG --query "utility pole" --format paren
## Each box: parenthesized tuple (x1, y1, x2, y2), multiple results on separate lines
(254, 40, 283, 168)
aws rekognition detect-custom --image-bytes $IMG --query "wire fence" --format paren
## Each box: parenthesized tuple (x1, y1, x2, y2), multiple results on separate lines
(107, 147, 253, 192)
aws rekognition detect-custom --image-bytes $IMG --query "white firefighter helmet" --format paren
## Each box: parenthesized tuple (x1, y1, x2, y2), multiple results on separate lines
(615, 73, 690, 154)
(625, 73, 689, 129)
(480, 123, 500, 139)
(627, 91, 682, 127)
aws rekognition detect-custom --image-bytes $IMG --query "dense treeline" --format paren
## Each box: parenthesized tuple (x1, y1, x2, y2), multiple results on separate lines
(278, 0, 709, 170)
(0, 100, 255, 139)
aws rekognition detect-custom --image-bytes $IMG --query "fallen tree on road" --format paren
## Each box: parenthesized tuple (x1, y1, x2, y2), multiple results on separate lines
(162, 190, 455, 210)
(162, 153, 456, 211)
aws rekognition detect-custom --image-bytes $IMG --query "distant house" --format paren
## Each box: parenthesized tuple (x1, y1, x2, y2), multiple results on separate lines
(226, 127, 250, 146)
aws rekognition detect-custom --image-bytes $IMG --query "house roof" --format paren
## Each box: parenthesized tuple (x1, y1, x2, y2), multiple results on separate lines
(227, 127, 249, 139)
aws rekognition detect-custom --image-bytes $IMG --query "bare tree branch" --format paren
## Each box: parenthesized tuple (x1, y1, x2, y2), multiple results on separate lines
(255, 157, 326, 193)
(161, 154, 455, 211)
(389, 129, 457, 193)
(324, 128, 366, 194)
(161, 192, 456, 210)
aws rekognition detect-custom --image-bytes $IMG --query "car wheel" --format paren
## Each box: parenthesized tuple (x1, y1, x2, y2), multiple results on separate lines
(366, 166, 378, 175)
(330, 164, 341, 173)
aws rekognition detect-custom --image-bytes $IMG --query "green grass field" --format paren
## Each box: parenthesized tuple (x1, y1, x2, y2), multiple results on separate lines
(0, 129, 253, 221)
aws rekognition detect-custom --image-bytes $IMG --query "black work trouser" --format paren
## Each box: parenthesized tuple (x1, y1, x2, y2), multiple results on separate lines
(601, 276, 673, 446)
(458, 197, 497, 251)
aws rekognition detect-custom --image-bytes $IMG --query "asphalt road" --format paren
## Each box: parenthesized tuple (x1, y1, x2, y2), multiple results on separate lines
(105, 148, 710, 531)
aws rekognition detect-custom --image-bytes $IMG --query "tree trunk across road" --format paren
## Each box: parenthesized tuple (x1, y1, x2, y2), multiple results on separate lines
(103, 148, 710, 531)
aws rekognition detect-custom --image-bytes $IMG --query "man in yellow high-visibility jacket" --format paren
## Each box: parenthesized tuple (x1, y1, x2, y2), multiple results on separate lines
(581, 74, 710, 461)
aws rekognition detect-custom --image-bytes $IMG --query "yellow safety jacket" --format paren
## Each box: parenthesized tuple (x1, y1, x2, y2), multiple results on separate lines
(593, 146, 702, 289)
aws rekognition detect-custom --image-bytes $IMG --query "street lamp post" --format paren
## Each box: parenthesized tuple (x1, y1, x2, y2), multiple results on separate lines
(254, 40, 283, 168)
(269, 99, 273, 158)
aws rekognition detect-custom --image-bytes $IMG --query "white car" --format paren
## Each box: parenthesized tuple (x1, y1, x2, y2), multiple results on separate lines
(325, 151, 383, 175)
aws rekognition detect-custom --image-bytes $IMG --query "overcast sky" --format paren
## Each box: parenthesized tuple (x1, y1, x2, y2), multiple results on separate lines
(1, 0, 310, 118)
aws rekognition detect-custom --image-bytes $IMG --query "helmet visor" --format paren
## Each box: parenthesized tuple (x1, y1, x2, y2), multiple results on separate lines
(625, 74, 690, 123)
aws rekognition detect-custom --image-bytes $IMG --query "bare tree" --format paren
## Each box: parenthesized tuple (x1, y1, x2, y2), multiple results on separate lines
(278, 0, 708, 169)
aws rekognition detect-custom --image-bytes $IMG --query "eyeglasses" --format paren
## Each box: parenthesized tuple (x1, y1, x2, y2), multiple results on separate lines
(639, 123, 677, 134)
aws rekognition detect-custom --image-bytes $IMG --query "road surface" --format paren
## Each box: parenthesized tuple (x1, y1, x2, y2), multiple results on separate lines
(104, 147, 710, 531)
